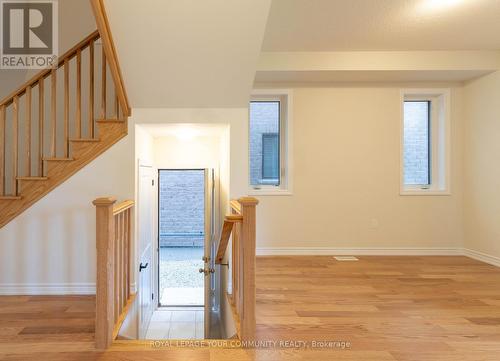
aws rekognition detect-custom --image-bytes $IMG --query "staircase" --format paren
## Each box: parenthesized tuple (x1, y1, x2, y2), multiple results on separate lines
(0, 0, 130, 228)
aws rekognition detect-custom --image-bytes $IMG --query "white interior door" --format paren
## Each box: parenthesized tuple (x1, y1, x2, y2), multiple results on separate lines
(138, 162, 154, 338)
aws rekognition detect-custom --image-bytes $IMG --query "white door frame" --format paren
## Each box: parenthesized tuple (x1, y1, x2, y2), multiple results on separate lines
(137, 159, 155, 338)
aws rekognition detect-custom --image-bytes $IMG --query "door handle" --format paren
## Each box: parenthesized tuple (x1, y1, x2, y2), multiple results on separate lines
(199, 268, 215, 276)
(139, 262, 148, 272)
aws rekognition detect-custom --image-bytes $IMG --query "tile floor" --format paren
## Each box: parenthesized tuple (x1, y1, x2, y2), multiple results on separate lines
(145, 307, 204, 339)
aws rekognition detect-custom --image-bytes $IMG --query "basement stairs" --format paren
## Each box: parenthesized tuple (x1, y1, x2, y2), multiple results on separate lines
(0, 1, 130, 229)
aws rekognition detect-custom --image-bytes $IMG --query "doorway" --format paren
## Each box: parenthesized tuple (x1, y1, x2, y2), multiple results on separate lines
(158, 169, 206, 307)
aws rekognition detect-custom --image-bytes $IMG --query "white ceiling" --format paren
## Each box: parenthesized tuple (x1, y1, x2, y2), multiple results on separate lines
(263, 0, 500, 51)
(140, 123, 228, 138)
(104, 0, 271, 108)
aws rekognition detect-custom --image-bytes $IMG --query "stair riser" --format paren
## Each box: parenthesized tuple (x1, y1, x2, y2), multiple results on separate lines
(0, 120, 128, 229)
(97, 122, 126, 139)
(69, 123, 125, 161)
(71, 141, 100, 160)
(46, 160, 74, 176)
(47, 124, 127, 177)
(18, 180, 49, 194)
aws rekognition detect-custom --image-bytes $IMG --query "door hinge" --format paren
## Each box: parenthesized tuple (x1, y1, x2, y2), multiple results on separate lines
(152, 179, 155, 186)
(152, 293, 154, 300)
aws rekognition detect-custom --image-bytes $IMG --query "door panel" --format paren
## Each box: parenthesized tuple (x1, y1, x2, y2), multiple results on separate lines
(204, 168, 220, 338)
(138, 163, 154, 339)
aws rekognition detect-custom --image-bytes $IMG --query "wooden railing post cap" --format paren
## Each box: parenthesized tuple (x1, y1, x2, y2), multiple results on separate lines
(92, 197, 116, 206)
(238, 197, 259, 206)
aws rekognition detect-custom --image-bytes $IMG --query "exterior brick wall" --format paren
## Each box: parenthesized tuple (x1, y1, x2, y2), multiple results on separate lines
(159, 170, 205, 247)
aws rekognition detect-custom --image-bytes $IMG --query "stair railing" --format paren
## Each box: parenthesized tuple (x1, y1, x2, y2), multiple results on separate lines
(93, 197, 135, 350)
(215, 197, 259, 341)
(0, 30, 123, 199)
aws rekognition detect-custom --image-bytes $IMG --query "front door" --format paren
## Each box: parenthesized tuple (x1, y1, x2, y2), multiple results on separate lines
(138, 162, 154, 338)
(203, 168, 216, 338)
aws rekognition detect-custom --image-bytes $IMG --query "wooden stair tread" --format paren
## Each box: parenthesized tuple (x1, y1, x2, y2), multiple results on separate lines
(0, 196, 22, 200)
(17, 177, 48, 181)
(42, 157, 74, 161)
(70, 138, 100, 142)
(96, 119, 124, 123)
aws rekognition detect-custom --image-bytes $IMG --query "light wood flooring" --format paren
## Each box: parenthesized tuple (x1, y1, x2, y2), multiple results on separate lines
(1, 256, 500, 360)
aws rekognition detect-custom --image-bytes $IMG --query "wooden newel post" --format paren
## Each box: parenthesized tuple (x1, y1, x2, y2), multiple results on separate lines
(93, 197, 116, 350)
(238, 196, 259, 342)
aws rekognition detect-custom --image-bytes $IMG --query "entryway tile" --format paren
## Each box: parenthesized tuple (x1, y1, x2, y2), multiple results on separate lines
(171, 310, 196, 322)
(151, 310, 172, 322)
(145, 321, 170, 339)
(195, 321, 204, 339)
(195, 310, 204, 323)
(169, 322, 196, 339)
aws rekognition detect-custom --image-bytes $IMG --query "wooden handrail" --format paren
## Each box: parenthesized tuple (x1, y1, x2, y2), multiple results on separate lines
(0, 31, 100, 107)
(0, 21, 129, 199)
(90, 0, 131, 117)
(230, 199, 242, 215)
(215, 215, 243, 264)
(113, 200, 134, 215)
(93, 197, 134, 350)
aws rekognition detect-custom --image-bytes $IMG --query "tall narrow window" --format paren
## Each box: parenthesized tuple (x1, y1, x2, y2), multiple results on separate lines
(401, 89, 450, 195)
(403, 101, 431, 186)
(249, 101, 281, 186)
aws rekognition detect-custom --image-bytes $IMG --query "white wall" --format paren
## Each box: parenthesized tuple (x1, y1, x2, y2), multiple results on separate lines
(0, 122, 134, 294)
(104, 0, 271, 107)
(131, 108, 248, 199)
(254, 84, 464, 253)
(463, 71, 500, 260)
(154, 135, 222, 169)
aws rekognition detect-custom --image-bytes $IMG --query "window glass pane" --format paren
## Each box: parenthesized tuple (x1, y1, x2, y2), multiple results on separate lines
(250, 101, 280, 186)
(262, 133, 279, 180)
(404, 101, 430, 185)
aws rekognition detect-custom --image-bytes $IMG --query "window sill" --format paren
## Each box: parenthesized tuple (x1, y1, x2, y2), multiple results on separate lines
(400, 189, 450, 196)
(248, 188, 292, 196)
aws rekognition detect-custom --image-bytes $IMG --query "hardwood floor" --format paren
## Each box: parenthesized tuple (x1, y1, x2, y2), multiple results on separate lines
(2, 256, 500, 360)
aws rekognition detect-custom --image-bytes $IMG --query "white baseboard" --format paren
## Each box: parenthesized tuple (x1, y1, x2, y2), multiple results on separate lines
(257, 247, 461, 256)
(462, 248, 500, 268)
(0, 283, 96, 295)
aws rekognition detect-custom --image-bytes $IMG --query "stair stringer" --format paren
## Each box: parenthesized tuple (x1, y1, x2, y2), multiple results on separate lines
(0, 120, 128, 229)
